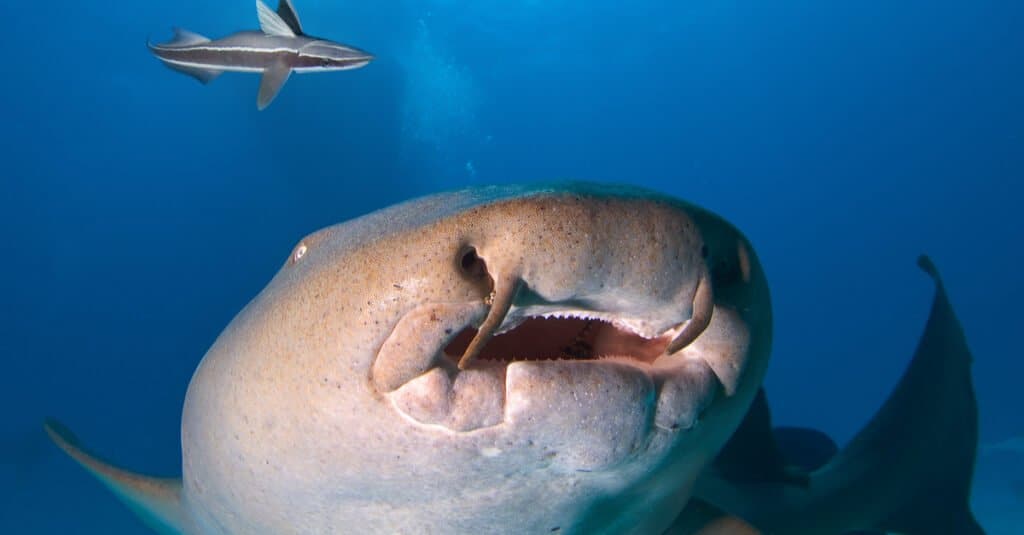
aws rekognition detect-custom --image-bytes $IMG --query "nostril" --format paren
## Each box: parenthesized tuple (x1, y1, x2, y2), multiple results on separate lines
(458, 246, 487, 279)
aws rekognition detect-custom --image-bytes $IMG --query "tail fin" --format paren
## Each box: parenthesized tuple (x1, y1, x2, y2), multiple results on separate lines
(690, 255, 984, 534)
(44, 419, 190, 535)
(832, 255, 982, 534)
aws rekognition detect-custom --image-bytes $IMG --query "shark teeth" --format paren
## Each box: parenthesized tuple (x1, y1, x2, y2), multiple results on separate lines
(375, 299, 748, 437)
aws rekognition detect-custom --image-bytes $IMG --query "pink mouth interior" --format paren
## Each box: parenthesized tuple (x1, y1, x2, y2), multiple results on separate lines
(443, 316, 669, 366)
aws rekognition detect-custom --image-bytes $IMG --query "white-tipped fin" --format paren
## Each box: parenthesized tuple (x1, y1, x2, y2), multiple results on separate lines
(44, 419, 191, 535)
(257, 0, 296, 37)
(167, 27, 210, 46)
(277, 0, 304, 35)
(257, 60, 292, 110)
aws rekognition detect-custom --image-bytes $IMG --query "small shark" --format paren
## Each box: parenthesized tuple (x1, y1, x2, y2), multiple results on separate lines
(148, 0, 373, 110)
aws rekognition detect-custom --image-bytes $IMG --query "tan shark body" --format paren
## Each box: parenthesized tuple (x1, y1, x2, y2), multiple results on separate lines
(47, 183, 772, 534)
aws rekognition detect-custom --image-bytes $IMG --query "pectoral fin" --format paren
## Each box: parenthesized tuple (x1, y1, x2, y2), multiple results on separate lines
(257, 62, 292, 110)
(44, 419, 190, 535)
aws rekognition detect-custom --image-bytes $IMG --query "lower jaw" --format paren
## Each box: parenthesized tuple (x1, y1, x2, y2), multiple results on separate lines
(387, 351, 719, 471)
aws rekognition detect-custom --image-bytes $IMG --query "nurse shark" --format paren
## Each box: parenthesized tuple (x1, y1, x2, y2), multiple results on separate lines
(45, 184, 983, 533)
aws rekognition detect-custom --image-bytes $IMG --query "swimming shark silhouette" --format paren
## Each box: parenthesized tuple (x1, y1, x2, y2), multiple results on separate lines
(148, 0, 373, 110)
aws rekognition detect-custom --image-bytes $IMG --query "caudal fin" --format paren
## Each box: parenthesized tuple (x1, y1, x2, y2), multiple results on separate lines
(690, 255, 985, 535)
(44, 419, 190, 535)
(835, 255, 982, 534)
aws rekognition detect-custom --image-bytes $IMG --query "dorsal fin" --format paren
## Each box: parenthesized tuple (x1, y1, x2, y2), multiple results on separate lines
(257, 60, 292, 110)
(44, 419, 191, 535)
(277, 0, 304, 36)
(167, 27, 210, 47)
(256, 0, 296, 37)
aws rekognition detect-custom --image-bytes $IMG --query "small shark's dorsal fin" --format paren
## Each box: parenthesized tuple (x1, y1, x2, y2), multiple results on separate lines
(44, 419, 191, 535)
(257, 60, 292, 110)
(257, 0, 296, 37)
(277, 0, 304, 36)
(168, 27, 210, 46)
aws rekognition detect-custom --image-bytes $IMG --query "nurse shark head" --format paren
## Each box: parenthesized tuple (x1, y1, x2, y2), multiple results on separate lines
(47, 183, 771, 534)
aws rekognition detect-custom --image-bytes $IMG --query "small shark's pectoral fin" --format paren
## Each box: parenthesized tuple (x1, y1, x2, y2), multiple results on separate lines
(257, 62, 292, 110)
(256, 0, 296, 37)
(43, 419, 190, 535)
(159, 62, 223, 85)
(276, 0, 304, 36)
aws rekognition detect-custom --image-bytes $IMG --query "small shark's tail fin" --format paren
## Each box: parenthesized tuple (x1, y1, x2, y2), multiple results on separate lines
(44, 419, 190, 535)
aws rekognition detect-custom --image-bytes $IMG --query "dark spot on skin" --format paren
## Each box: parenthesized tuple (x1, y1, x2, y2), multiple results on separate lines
(551, 528, 560, 532)
(444, 328, 453, 335)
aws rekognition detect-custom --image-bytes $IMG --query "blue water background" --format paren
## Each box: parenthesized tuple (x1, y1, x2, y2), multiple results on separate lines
(2, 1, 1022, 533)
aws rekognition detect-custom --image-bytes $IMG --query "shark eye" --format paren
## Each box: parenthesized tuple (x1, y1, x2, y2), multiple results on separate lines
(321, 58, 331, 67)
(291, 243, 308, 264)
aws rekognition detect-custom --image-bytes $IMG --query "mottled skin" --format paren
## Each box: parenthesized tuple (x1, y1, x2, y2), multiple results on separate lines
(47, 183, 772, 534)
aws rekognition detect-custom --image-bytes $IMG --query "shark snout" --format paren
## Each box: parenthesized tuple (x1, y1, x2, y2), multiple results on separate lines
(368, 194, 762, 442)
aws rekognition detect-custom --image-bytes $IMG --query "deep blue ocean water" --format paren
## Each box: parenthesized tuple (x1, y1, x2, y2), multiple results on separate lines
(2, 1, 1021, 533)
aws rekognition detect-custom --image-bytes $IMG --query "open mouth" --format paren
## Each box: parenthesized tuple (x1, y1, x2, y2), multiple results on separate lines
(373, 295, 745, 440)
(441, 315, 670, 366)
